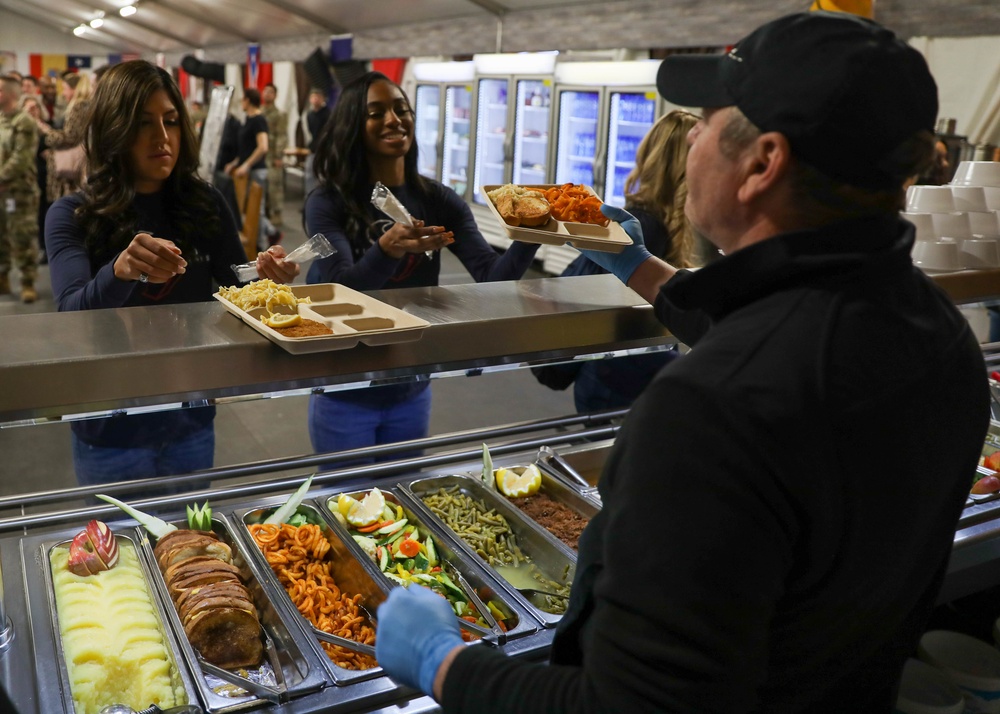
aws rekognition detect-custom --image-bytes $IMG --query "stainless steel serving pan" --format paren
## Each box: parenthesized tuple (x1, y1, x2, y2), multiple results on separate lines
(400, 474, 577, 628)
(536, 439, 615, 504)
(311, 491, 538, 644)
(498, 466, 600, 550)
(231, 499, 388, 686)
(135, 517, 327, 711)
(33, 530, 199, 714)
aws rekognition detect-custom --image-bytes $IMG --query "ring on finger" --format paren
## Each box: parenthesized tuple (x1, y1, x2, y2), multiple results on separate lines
(138, 272, 149, 283)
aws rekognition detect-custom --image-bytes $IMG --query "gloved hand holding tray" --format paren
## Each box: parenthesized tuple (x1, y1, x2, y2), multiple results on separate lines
(483, 183, 633, 253)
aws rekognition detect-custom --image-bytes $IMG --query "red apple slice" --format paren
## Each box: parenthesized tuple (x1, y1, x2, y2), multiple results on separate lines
(67, 531, 104, 576)
(85, 520, 119, 569)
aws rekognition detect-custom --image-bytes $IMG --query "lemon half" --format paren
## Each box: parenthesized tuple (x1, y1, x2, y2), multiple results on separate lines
(346, 488, 386, 527)
(262, 312, 302, 328)
(496, 464, 542, 498)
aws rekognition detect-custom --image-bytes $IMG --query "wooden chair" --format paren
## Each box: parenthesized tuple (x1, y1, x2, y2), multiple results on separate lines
(239, 181, 263, 260)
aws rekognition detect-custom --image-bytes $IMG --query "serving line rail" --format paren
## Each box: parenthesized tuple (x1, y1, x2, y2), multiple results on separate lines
(0, 275, 672, 424)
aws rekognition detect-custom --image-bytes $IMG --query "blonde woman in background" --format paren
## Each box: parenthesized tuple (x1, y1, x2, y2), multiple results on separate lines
(533, 109, 703, 412)
(34, 72, 92, 200)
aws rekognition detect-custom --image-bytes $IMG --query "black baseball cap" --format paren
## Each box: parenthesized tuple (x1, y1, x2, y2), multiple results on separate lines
(656, 11, 938, 190)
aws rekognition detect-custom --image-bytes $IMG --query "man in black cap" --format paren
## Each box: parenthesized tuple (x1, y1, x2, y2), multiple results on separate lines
(373, 12, 990, 712)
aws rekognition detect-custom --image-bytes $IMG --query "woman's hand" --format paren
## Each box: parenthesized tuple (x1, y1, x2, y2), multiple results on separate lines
(113, 232, 187, 283)
(255, 245, 300, 283)
(224, 159, 238, 175)
(234, 164, 249, 178)
(377, 220, 454, 260)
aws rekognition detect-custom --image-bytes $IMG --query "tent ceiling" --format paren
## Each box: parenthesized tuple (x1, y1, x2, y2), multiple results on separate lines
(0, 0, 587, 54)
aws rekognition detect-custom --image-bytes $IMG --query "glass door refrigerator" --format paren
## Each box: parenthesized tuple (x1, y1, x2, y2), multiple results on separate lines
(414, 84, 441, 181)
(410, 62, 475, 193)
(544, 61, 661, 275)
(553, 87, 604, 191)
(603, 90, 659, 207)
(441, 84, 473, 197)
(469, 53, 558, 207)
(512, 78, 553, 188)
(471, 76, 510, 205)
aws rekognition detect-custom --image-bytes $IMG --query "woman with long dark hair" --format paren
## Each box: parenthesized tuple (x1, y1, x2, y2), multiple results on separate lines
(46, 60, 297, 487)
(304, 71, 539, 461)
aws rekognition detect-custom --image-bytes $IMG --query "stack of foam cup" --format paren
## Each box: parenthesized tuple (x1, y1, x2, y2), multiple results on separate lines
(917, 630, 1000, 713)
(905, 161, 1000, 272)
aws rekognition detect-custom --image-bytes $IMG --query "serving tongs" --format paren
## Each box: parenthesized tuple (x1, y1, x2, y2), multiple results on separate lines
(196, 636, 287, 705)
(311, 625, 378, 659)
(444, 561, 506, 646)
(537, 445, 590, 489)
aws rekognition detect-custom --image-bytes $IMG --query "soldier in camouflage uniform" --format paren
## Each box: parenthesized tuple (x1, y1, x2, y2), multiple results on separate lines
(0, 75, 40, 303)
(261, 83, 287, 229)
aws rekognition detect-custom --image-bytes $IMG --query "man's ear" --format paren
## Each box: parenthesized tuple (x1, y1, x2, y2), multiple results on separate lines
(737, 132, 792, 204)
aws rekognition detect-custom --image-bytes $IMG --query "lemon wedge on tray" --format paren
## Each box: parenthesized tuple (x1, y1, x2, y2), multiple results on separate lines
(261, 312, 302, 329)
(496, 464, 542, 498)
(346, 488, 386, 527)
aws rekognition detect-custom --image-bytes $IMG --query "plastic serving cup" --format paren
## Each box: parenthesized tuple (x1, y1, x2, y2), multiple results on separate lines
(961, 239, 1000, 269)
(933, 212, 974, 241)
(908, 185, 956, 213)
(953, 186, 989, 212)
(895, 658, 965, 714)
(912, 240, 961, 272)
(919, 630, 1000, 713)
(952, 161, 1000, 188)
(902, 212, 937, 242)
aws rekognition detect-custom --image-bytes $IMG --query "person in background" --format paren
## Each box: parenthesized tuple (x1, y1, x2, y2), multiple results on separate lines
(0, 75, 40, 303)
(225, 87, 280, 250)
(19, 94, 50, 267)
(261, 82, 287, 230)
(914, 137, 951, 186)
(188, 100, 207, 137)
(39, 76, 60, 127)
(533, 109, 701, 413)
(21, 74, 52, 265)
(303, 87, 330, 196)
(46, 60, 297, 488)
(20, 75, 48, 121)
(304, 71, 539, 464)
(374, 12, 990, 712)
(34, 72, 91, 200)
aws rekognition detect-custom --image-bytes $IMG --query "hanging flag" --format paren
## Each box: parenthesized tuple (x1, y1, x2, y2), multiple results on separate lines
(29, 54, 70, 81)
(246, 43, 260, 88)
(330, 35, 352, 62)
(372, 58, 406, 85)
(808, 0, 874, 18)
(67, 55, 92, 69)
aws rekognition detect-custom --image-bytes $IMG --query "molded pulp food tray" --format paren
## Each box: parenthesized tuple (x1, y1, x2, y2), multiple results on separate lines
(215, 283, 430, 354)
(483, 184, 633, 253)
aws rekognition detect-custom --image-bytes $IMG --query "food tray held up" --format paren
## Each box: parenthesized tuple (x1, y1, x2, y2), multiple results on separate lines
(483, 184, 633, 254)
(214, 283, 430, 355)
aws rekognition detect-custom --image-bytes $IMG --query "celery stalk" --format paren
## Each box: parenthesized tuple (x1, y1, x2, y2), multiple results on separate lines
(97, 494, 178, 538)
(264, 475, 314, 525)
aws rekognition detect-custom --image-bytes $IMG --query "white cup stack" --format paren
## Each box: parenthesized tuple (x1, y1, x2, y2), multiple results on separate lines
(904, 160, 1000, 271)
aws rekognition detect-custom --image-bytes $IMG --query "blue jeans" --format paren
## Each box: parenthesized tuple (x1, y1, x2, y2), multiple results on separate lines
(72, 423, 215, 492)
(308, 388, 432, 467)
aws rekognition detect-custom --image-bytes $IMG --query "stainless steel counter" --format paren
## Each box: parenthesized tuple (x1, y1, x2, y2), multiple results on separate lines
(0, 275, 671, 423)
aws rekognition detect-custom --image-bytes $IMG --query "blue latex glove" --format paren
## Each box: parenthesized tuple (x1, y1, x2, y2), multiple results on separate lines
(577, 204, 653, 284)
(376, 585, 464, 696)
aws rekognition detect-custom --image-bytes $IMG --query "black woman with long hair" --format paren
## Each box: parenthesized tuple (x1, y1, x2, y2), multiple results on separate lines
(304, 71, 539, 462)
(46, 60, 298, 487)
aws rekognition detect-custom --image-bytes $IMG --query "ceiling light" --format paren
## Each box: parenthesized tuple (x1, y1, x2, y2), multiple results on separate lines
(73, 24, 88, 36)
(120, 3, 137, 16)
(90, 18, 104, 28)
